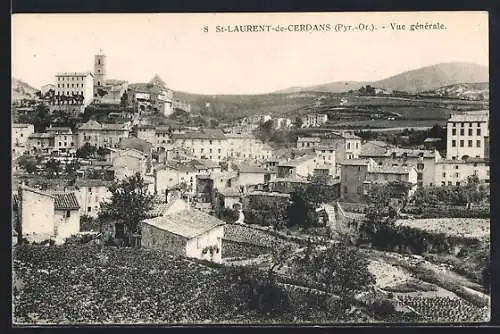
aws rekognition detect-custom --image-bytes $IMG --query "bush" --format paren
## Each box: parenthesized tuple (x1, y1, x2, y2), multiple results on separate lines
(368, 299, 396, 317)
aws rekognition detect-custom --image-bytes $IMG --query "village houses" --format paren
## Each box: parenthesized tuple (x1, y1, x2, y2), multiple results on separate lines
(340, 158, 418, 203)
(360, 148, 441, 187)
(12, 123, 34, 157)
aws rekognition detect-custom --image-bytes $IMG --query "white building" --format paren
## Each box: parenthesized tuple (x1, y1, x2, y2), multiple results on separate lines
(446, 111, 489, 160)
(73, 179, 113, 218)
(55, 72, 95, 106)
(434, 158, 490, 186)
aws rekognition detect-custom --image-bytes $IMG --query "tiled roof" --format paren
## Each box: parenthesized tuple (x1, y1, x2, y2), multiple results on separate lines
(368, 166, 413, 175)
(28, 133, 54, 139)
(172, 129, 226, 140)
(196, 159, 220, 169)
(46, 127, 72, 134)
(143, 208, 225, 239)
(278, 154, 316, 168)
(341, 159, 373, 166)
(118, 137, 152, 155)
(137, 124, 156, 129)
(78, 120, 129, 131)
(248, 191, 291, 198)
(53, 192, 80, 210)
(239, 165, 267, 173)
(424, 137, 442, 143)
(448, 111, 489, 123)
(436, 158, 489, 165)
(145, 203, 170, 218)
(12, 123, 33, 128)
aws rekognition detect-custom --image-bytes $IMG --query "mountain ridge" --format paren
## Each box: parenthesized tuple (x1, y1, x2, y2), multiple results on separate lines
(275, 62, 489, 94)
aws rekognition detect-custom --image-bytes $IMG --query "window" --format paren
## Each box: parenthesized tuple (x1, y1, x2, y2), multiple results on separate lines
(477, 122, 481, 127)
(477, 129, 481, 136)
(468, 129, 473, 136)
(452, 129, 456, 135)
(417, 173, 423, 180)
(218, 148, 221, 153)
(468, 140, 473, 147)
(477, 140, 481, 148)
(460, 140, 464, 147)
(417, 163, 424, 170)
(441, 181, 446, 186)
(452, 122, 456, 127)
(89, 187, 92, 193)
(347, 143, 351, 150)
(452, 140, 456, 147)
(455, 172, 459, 178)
(461, 123, 464, 127)
(87, 207, 92, 212)
(65, 210, 71, 218)
(209, 140, 213, 145)
(442, 172, 446, 178)
(356, 142, 359, 149)
(448, 181, 452, 186)
(460, 129, 464, 136)
(455, 165, 459, 170)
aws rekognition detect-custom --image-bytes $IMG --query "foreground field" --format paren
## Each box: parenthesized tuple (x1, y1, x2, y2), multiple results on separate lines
(394, 218, 490, 240)
(13, 245, 245, 324)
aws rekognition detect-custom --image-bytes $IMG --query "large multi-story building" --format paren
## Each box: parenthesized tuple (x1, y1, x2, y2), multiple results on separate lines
(77, 120, 130, 148)
(55, 72, 95, 106)
(446, 111, 489, 160)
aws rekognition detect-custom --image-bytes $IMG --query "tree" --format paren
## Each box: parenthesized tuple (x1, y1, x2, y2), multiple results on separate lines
(17, 154, 38, 174)
(120, 90, 129, 110)
(96, 147, 110, 160)
(76, 143, 97, 159)
(98, 173, 154, 246)
(45, 158, 62, 178)
(365, 184, 392, 222)
(295, 238, 375, 313)
(295, 116, 304, 128)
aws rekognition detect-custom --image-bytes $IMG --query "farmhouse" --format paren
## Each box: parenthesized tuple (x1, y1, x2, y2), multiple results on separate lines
(14, 186, 80, 244)
(141, 205, 225, 263)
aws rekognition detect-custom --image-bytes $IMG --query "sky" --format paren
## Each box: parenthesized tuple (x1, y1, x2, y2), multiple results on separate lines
(12, 12, 488, 95)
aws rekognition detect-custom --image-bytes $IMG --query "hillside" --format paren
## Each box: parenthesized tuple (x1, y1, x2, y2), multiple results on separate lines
(12, 78, 39, 101)
(276, 62, 489, 94)
(424, 82, 489, 100)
